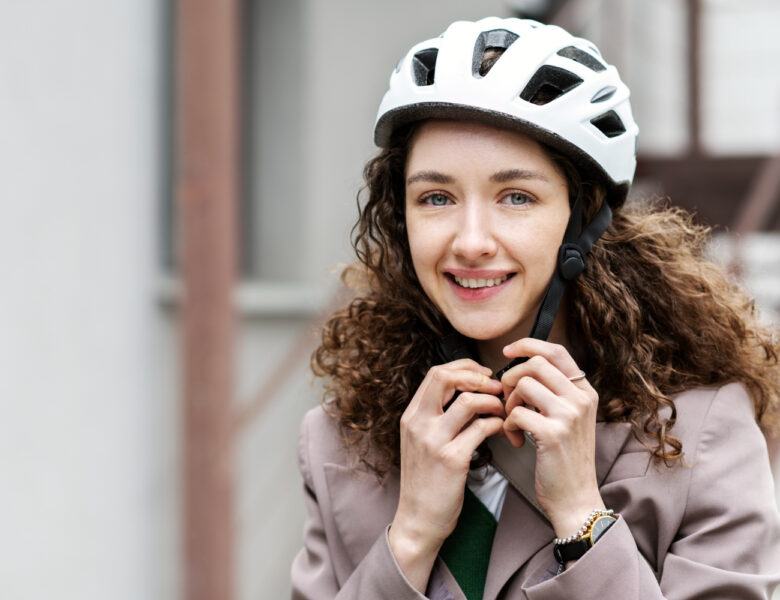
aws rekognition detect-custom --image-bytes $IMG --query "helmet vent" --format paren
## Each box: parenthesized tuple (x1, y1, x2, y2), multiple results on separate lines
(519, 65, 583, 105)
(557, 46, 606, 72)
(472, 29, 519, 77)
(591, 110, 626, 138)
(412, 48, 439, 86)
(591, 86, 617, 103)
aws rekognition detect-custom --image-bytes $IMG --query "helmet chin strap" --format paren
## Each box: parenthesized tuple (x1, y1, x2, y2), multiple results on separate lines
(494, 193, 611, 379)
(436, 192, 613, 381)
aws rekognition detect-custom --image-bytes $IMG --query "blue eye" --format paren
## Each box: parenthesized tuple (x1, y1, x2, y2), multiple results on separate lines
(423, 193, 450, 206)
(503, 192, 532, 206)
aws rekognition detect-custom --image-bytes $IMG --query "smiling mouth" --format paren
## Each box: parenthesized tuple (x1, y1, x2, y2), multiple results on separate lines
(449, 273, 514, 289)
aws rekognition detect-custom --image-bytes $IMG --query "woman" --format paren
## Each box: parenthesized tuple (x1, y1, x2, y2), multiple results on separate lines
(292, 17, 780, 599)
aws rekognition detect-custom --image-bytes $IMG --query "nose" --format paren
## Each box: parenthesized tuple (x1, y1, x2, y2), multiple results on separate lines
(451, 201, 498, 260)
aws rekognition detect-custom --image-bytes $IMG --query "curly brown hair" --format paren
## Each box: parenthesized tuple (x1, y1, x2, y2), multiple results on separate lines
(311, 125, 780, 477)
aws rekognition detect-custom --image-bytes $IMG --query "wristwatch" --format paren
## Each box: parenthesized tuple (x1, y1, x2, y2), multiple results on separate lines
(553, 510, 617, 565)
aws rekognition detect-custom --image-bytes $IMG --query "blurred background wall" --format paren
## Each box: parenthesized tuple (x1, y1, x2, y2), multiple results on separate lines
(0, 1, 777, 599)
(0, 1, 169, 599)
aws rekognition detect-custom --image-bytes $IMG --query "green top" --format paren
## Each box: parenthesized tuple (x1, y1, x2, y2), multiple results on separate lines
(439, 487, 498, 600)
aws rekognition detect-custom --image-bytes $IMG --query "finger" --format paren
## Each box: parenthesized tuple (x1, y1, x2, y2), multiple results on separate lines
(427, 366, 503, 413)
(410, 362, 499, 414)
(501, 355, 571, 397)
(440, 392, 505, 437)
(502, 338, 580, 380)
(449, 416, 505, 457)
(505, 428, 526, 448)
(504, 405, 547, 447)
(505, 375, 559, 417)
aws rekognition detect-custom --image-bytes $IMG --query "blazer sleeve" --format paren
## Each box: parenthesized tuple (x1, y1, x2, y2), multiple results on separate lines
(522, 384, 780, 600)
(290, 410, 428, 600)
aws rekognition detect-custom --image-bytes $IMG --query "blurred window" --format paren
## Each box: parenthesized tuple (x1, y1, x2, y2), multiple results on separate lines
(242, 0, 305, 282)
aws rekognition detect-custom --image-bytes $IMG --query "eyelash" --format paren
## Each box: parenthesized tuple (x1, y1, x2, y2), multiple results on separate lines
(419, 191, 536, 207)
(419, 192, 452, 206)
(500, 191, 535, 206)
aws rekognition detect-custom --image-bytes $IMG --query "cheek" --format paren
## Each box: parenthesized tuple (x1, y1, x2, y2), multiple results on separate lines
(405, 224, 446, 305)
(406, 217, 437, 270)
(407, 232, 436, 280)
(513, 220, 566, 277)
(405, 217, 421, 265)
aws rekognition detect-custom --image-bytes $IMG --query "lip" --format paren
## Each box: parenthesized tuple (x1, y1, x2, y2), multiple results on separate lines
(444, 269, 515, 302)
(445, 268, 515, 279)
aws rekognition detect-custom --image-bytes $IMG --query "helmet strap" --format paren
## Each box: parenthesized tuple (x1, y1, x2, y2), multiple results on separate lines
(493, 194, 612, 380)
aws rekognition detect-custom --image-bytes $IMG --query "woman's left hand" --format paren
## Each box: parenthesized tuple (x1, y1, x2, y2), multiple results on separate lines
(500, 338, 605, 539)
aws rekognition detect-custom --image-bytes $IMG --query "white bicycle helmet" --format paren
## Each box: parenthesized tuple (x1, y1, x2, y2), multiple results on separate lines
(374, 17, 638, 206)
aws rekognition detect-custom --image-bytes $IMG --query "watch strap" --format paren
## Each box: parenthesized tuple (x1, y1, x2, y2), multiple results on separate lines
(553, 511, 617, 570)
(553, 537, 592, 563)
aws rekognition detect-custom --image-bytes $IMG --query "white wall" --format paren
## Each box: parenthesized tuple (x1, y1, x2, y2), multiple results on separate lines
(580, 0, 780, 158)
(701, 0, 780, 155)
(0, 2, 168, 599)
(624, 0, 690, 156)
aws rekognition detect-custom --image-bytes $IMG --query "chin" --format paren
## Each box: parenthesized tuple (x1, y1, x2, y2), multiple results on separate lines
(451, 320, 521, 343)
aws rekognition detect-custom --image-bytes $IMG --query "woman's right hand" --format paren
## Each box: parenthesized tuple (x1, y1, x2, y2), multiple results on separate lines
(388, 359, 504, 592)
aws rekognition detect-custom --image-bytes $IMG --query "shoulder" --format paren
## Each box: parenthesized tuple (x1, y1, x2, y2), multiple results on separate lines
(298, 405, 353, 486)
(604, 383, 775, 572)
(671, 384, 780, 562)
(665, 383, 773, 521)
(606, 382, 764, 515)
(670, 382, 759, 450)
(677, 382, 766, 463)
(300, 404, 342, 447)
(672, 381, 753, 414)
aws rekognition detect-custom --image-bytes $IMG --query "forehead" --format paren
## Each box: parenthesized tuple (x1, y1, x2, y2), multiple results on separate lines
(406, 119, 562, 177)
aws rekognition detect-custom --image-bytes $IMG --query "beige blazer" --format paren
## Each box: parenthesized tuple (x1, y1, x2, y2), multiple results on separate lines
(291, 383, 780, 599)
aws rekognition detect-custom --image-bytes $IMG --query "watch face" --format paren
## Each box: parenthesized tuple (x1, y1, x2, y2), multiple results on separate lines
(590, 515, 617, 543)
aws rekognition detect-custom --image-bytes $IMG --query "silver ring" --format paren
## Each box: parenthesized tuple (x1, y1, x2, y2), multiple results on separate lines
(568, 370, 586, 382)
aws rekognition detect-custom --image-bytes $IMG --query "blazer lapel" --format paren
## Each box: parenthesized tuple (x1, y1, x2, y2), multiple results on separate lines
(483, 485, 554, 600)
(595, 420, 634, 484)
(323, 462, 400, 569)
(483, 421, 634, 598)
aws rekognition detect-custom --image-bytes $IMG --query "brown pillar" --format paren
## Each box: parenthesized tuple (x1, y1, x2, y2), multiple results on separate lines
(175, 0, 240, 598)
(688, 0, 702, 156)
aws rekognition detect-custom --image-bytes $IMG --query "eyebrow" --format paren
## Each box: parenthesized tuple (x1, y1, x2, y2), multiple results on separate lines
(490, 168, 550, 183)
(406, 168, 550, 186)
(406, 170, 455, 185)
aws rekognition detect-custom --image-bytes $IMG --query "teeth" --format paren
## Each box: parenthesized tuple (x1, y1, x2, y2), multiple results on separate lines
(453, 274, 510, 289)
